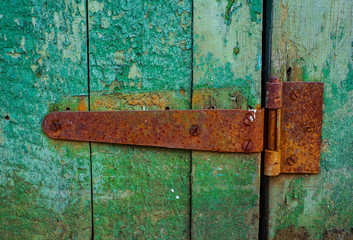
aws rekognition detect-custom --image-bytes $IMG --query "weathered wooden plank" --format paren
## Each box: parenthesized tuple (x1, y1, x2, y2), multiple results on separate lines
(269, 0, 353, 239)
(192, 0, 263, 238)
(0, 1, 91, 238)
(88, 1, 192, 238)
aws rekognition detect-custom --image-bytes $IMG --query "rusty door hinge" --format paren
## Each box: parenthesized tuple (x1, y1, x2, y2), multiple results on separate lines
(264, 78, 324, 176)
(42, 80, 323, 176)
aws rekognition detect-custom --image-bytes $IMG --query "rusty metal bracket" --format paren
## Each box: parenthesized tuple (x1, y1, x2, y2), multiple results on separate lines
(43, 109, 264, 153)
(42, 80, 323, 176)
(264, 78, 324, 176)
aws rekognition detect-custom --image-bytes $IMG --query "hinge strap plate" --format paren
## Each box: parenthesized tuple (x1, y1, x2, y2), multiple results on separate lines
(43, 109, 265, 153)
(264, 81, 324, 175)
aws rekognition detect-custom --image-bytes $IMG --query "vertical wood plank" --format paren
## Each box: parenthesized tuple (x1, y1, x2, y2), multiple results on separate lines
(88, 0, 193, 238)
(269, 0, 353, 239)
(192, 0, 263, 238)
(0, 0, 91, 238)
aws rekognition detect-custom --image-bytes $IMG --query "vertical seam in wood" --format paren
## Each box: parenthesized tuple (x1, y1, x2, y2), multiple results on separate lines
(85, 0, 94, 238)
(189, 1, 194, 239)
(260, 0, 273, 239)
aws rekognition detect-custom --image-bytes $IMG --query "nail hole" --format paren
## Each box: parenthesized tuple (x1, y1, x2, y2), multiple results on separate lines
(165, 106, 170, 110)
(5, 116, 9, 121)
(66, 107, 70, 111)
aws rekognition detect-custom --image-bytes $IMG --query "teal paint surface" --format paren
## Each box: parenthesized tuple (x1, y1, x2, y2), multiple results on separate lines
(88, 0, 192, 238)
(89, 0, 192, 94)
(192, 0, 262, 238)
(193, 0, 263, 109)
(270, 0, 353, 239)
(0, 0, 91, 238)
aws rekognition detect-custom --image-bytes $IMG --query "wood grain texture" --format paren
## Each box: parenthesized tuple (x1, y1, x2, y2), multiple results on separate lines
(0, 0, 91, 239)
(88, 0, 192, 238)
(192, 0, 262, 238)
(269, 0, 353, 239)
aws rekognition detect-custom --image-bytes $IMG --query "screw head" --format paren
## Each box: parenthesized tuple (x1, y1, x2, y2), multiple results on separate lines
(304, 122, 316, 133)
(287, 155, 298, 166)
(290, 90, 300, 100)
(242, 140, 253, 151)
(189, 125, 200, 136)
(50, 120, 61, 132)
(243, 115, 254, 126)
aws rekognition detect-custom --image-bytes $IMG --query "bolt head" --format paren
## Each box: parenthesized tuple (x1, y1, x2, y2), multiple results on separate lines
(50, 120, 61, 132)
(290, 90, 300, 100)
(242, 140, 253, 151)
(189, 125, 200, 136)
(243, 115, 254, 126)
(304, 122, 316, 133)
(287, 155, 298, 166)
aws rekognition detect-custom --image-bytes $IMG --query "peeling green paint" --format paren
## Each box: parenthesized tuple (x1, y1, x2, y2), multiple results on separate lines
(225, 0, 235, 20)
(0, 0, 91, 238)
(89, 0, 192, 94)
(89, 0, 192, 238)
(224, 0, 242, 27)
(270, 0, 353, 239)
(246, 0, 262, 23)
(192, 0, 262, 238)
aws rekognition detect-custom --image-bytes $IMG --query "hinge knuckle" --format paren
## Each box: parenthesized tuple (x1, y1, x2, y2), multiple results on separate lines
(264, 150, 281, 176)
(264, 77, 283, 176)
(265, 78, 283, 109)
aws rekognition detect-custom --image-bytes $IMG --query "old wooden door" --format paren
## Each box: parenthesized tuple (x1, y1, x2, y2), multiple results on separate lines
(267, 0, 353, 239)
(1, 0, 352, 239)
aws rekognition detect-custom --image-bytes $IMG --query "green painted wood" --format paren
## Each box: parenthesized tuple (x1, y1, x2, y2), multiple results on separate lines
(0, 1, 92, 239)
(88, 0, 192, 238)
(192, 0, 263, 238)
(269, 0, 353, 239)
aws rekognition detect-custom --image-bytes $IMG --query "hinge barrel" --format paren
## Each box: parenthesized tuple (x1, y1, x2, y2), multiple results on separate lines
(264, 109, 281, 176)
(264, 78, 324, 176)
(264, 77, 283, 176)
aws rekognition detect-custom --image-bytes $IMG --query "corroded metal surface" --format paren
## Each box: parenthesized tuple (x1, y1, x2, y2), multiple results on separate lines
(280, 82, 324, 173)
(266, 77, 283, 109)
(43, 109, 264, 153)
(264, 150, 281, 176)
